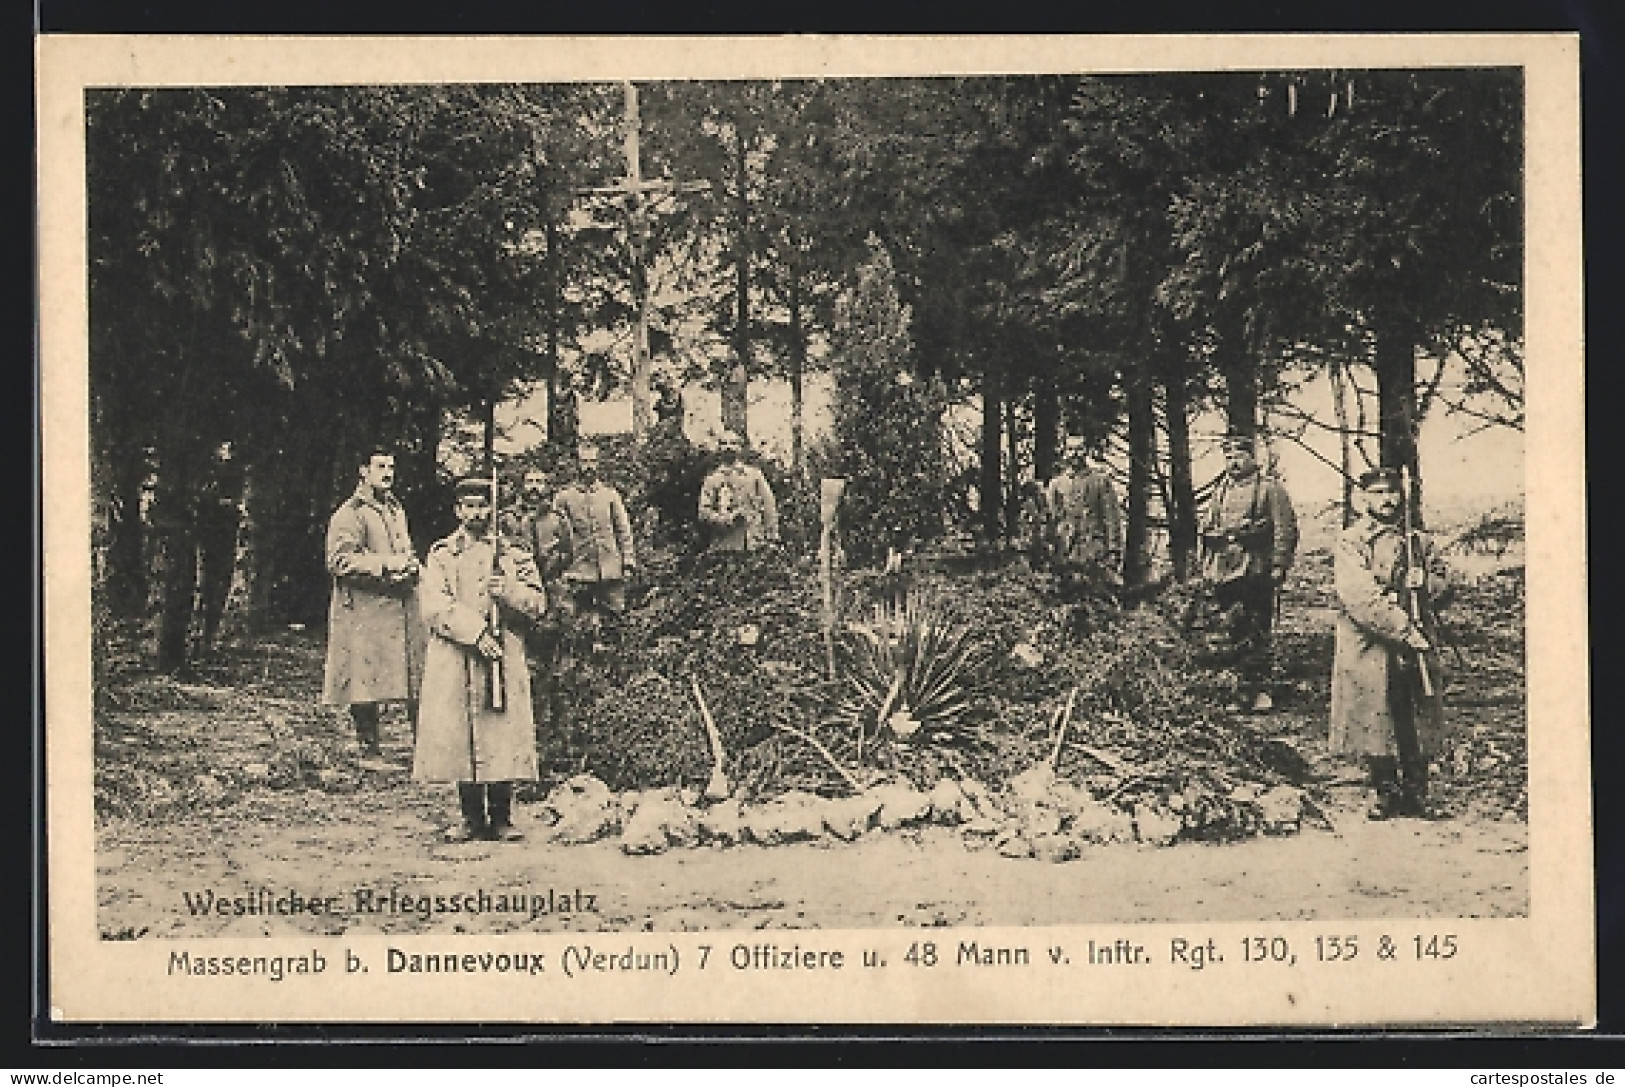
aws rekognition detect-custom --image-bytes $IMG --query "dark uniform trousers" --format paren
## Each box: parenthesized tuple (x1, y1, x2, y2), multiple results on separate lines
(1367, 655, 1431, 815)
(1213, 572, 1277, 691)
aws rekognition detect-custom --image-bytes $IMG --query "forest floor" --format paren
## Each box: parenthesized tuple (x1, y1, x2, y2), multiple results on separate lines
(92, 507, 1529, 939)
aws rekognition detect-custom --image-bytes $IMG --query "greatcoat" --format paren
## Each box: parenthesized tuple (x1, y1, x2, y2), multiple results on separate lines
(1044, 468, 1123, 569)
(552, 482, 636, 584)
(699, 461, 780, 552)
(1329, 514, 1449, 758)
(412, 527, 545, 784)
(321, 485, 425, 706)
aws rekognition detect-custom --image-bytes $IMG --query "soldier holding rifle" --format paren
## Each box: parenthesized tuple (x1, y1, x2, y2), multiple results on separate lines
(1330, 467, 1454, 820)
(413, 477, 546, 843)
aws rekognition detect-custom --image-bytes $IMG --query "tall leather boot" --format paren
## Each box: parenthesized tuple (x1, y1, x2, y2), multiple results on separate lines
(449, 783, 488, 842)
(1399, 755, 1431, 818)
(487, 782, 523, 841)
(1366, 756, 1402, 820)
(349, 703, 382, 756)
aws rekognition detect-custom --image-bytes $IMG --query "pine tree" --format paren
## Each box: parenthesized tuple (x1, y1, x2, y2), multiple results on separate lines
(830, 239, 949, 564)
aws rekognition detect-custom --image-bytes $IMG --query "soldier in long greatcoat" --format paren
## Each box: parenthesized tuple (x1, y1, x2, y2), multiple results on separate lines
(1331, 468, 1454, 819)
(322, 450, 425, 758)
(1044, 436, 1123, 598)
(413, 477, 546, 842)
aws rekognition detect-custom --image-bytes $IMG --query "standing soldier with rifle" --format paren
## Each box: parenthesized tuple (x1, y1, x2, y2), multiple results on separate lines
(1331, 467, 1454, 820)
(413, 476, 547, 842)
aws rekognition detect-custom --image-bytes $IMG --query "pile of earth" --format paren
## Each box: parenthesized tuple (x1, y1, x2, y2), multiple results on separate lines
(559, 549, 1323, 846)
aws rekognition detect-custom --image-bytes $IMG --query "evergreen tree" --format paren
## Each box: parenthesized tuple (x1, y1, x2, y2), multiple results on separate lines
(830, 239, 949, 564)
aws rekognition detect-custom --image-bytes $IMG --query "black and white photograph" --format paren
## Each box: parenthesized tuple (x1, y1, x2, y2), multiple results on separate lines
(38, 34, 1589, 1025)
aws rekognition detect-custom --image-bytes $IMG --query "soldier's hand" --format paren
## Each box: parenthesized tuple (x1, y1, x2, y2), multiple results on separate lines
(475, 631, 503, 660)
(1402, 628, 1431, 652)
(487, 573, 507, 601)
(1406, 568, 1426, 590)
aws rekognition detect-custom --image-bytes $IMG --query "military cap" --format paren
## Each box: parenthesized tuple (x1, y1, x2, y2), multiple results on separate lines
(1357, 467, 1402, 490)
(1063, 435, 1089, 454)
(1221, 432, 1255, 450)
(717, 429, 745, 449)
(454, 476, 497, 500)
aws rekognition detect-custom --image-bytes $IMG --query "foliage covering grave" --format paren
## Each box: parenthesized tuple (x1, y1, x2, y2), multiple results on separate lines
(558, 547, 1325, 843)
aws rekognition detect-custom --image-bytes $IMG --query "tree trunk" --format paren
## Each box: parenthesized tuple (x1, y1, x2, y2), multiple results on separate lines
(1033, 379, 1059, 484)
(243, 452, 280, 623)
(1217, 312, 1258, 438)
(1004, 394, 1021, 537)
(788, 257, 806, 479)
(1163, 369, 1197, 580)
(1223, 363, 1258, 439)
(979, 364, 1002, 542)
(153, 432, 198, 673)
(723, 123, 751, 441)
(94, 332, 150, 621)
(482, 397, 497, 476)
(105, 429, 150, 620)
(1329, 358, 1356, 528)
(263, 401, 347, 628)
(1374, 323, 1424, 523)
(221, 461, 258, 636)
(544, 214, 568, 451)
(1123, 373, 1155, 587)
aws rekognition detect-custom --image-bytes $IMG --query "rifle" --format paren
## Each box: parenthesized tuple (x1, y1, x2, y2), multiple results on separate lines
(485, 473, 506, 712)
(1399, 465, 1436, 699)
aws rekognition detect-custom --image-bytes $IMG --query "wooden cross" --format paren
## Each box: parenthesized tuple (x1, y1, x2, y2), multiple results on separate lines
(572, 82, 709, 440)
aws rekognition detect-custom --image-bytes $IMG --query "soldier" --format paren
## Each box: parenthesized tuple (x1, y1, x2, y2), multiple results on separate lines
(1015, 480, 1051, 570)
(698, 430, 780, 553)
(413, 477, 546, 842)
(1330, 468, 1453, 820)
(321, 449, 424, 761)
(1044, 436, 1123, 598)
(552, 443, 637, 619)
(1199, 433, 1299, 712)
(517, 467, 575, 743)
(552, 443, 637, 678)
(518, 467, 575, 618)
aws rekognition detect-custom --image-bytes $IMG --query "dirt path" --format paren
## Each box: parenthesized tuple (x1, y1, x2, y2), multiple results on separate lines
(97, 779, 1526, 939)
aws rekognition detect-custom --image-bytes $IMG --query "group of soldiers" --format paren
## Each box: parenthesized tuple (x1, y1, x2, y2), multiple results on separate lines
(316, 424, 1452, 842)
(1007, 431, 1451, 822)
(1027, 433, 1300, 716)
(318, 432, 779, 843)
